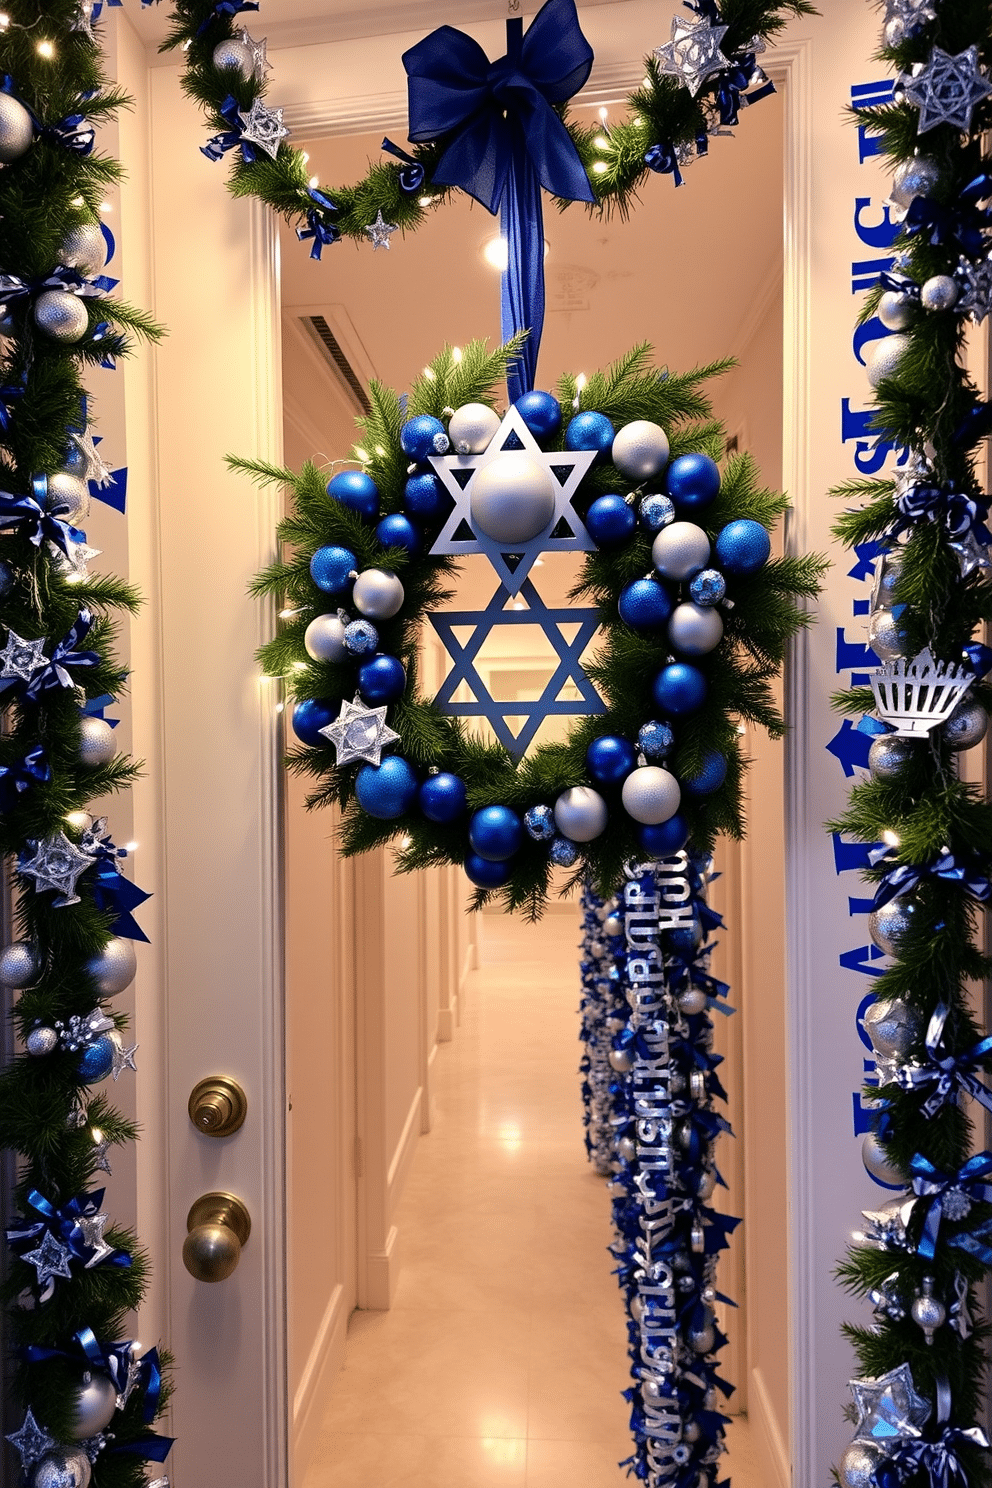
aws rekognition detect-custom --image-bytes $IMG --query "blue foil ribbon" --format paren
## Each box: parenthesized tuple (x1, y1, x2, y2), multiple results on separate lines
(381, 137, 426, 193)
(909, 1151, 992, 1259)
(890, 476, 987, 542)
(644, 140, 684, 186)
(879, 1423, 989, 1488)
(402, 0, 594, 401)
(296, 185, 341, 259)
(22, 1332, 162, 1425)
(202, 94, 256, 163)
(0, 745, 50, 808)
(903, 176, 992, 259)
(89, 849, 152, 943)
(895, 1003, 992, 1117)
(6, 1188, 131, 1270)
(712, 53, 775, 126)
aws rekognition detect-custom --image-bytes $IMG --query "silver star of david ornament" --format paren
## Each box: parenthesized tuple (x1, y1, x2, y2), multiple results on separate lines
(850, 1362, 931, 1443)
(319, 695, 400, 767)
(903, 46, 992, 135)
(0, 629, 47, 683)
(19, 831, 94, 907)
(654, 15, 730, 96)
(5, 1408, 56, 1470)
(238, 99, 289, 160)
(365, 210, 398, 250)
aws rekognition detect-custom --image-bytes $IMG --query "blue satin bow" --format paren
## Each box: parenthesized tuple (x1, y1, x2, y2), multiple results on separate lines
(202, 95, 256, 163)
(713, 54, 775, 127)
(296, 185, 341, 259)
(904, 176, 992, 259)
(895, 1003, 992, 1117)
(910, 1151, 992, 1259)
(22, 1331, 162, 1425)
(879, 1424, 989, 1488)
(644, 140, 685, 186)
(870, 846, 992, 911)
(0, 488, 83, 557)
(42, 109, 95, 155)
(195, 0, 257, 35)
(890, 477, 987, 541)
(0, 745, 50, 808)
(0, 265, 117, 306)
(7, 1188, 131, 1271)
(402, 0, 594, 400)
(17, 609, 99, 701)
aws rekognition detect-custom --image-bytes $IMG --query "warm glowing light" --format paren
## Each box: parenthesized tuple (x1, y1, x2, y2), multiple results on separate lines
(418, 195, 435, 206)
(598, 106, 609, 123)
(881, 828, 901, 847)
(576, 373, 588, 391)
(292, 661, 307, 672)
(452, 346, 463, 363)
(71, 195, 84, 207)
(497, 1122, 523, 1153)
(275, 701, 285, 713)
(401, 835, 413, 849)
(90, 1126, 104, 1144)
(278, 607, 298, 620)
(308, 174, 319, 189)
(0, 15, 11, 28)
(100, 200, 112, 213)
(65, 811, 89, 832)
(483, 235, 549, 269)
(592, 161, 609, 175)
(353, 446, 370, 462)
(66, 571, 83, 585)
(123, 841, 138, 853)
(593, 134, 609, 149)
(423, 366, 436, 381)
(374, 445, 386, 457)
(36, 38, 54, 57)
(301, 151, 310, 164)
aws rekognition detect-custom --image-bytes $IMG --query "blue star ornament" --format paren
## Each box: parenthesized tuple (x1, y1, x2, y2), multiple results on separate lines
(904, 46, 992, 135)
(429, 579, 605, 763)
(428, 403, 598, 596)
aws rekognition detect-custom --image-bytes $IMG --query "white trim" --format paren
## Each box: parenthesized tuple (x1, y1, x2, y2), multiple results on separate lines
(363, 1224, 400, 1311)
(750, 1367, 791, 1488)
(292, 1282, 348, 1482)
(387, 1083, 424, 1195)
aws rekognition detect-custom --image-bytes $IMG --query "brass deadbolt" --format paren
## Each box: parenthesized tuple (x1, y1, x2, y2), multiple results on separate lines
(188, 1075, 247, 1137)
(182, 1192, 251, 1283)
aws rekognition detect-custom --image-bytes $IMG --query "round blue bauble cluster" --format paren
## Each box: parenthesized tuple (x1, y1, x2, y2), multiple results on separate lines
(515, 390, 562, 440)
(586, 735, 636, 785)
(714, 518, 771, 574)
(587, 494, 635, 544)
(355, 756, 418, 818)
(419, 772, 467, 823)
(292, 697, 336, 746)
(376, 514, 419, 552)
(327, 469, 380, 521)
(358, 654, 406, 705)
(469, 805, 523, 862)
(464, 853, 513, 888)
(565, 410, 615, 462)
(619, 578, 673, 630)
(310, 544, 356, 594)
(400, 414, 449, 462)
(404, 471, 446, 519)
(652, 662, 707, 715)
(666, 452, 720, 512)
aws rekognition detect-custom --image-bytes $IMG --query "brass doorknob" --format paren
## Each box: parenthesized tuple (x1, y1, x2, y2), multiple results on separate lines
(188, 1075, 247, 1137)
(182, 1192, 251, 1283)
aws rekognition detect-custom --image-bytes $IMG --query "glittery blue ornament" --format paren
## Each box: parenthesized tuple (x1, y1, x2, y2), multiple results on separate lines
(638, 720, 675, 759)
(652, 662, 707, 715)
(637, 813, 689, 855)
(714, 519, 771, 574)
(400, 414, 449, 461)
(469, 805, 523, 862)
(689, 569, 726, 607)
(419, 772, 467, 823)
(357, 654, 406, 705)
(667, 922, 701, 957)
(666, 452, 720, 511)
(640, 494, 675, 532)
(404, 471, 446, 519)
(586, 494, 636, 545)
(549, 836, 579, 867)
(464, 852, 513, 888)
(524, 804, 555, 841)
(565, 410, 615, 462)
(618, 578, 673, 630)
(327, 469, 380, 521)
(355, 756, 418, 818)
(344, 620, 379, 656)
(77, 1035, 115, 1082)
(515, 389, 562, 440)
(376, 514, 419, 552)
(680, 1123, 704, 1163)
(586, 735, 636, 785)
(683, 748, 727, 795)
(310, 544, 357, 594)
(0, 558, 13, 597)
(292, 697, 337, 746)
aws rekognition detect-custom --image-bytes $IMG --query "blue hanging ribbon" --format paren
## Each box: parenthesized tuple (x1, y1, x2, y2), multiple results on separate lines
(381, 137, 426, 193)
(0, 372, 25, 432)
(712, 54, 775, 126)
(296, 185, 341, 259)
(880, 270, 921, 301)
(6, 1188, 131, 1270)
(869, 845, 992, 910)
(88, 849, 152, 943)
(948, 1214, 992, 1264)
(195, 0, 258, 35)
(402, 0, 594, 402)
(0, 487, 84, 557)
(202, 95, 258, 163)
(879, 1423, 989, 1488)
(0, 745, 50, 809)
(895, 1003, 992, 1117)
(41, 109, 95, 155)
(644, 140, 684, 186)
(0, 265, 117, 307)
(909, 1151, 992, 1259)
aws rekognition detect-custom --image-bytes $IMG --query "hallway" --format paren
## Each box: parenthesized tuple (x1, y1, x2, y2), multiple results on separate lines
(303, 910, 759, 1487)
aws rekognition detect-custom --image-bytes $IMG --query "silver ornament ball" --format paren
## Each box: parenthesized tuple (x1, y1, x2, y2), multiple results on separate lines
(652, 521, 711, 581)
(26, 1025, 58, 1057)
(58, 221, 106, 277)
(890, 155, 941, 211)
(0, 940, 41, 987)
(617, 1136, 636, 1162)
(45, 471, 90, 523)
(866, 334, 910, 389)
(911, 1277, 947, 1344)
(447, 402, 500, 455)
(869, 897, 917, 956)
(868, 607, 910, 663)
(697, 1167, 716, 1200)
(668, 601, 723, 657)
(304, 612, 348, 663)
(34, 290, 89, 343)
(942, 697, 988, 751)
(883, 15, 906, 46)
(839, 1439, 884, 1488)
(212, 37, 255, 78)
(85, 936, 137, 995)
(0, 90, 34, 162)
(629, 1294, 644, 1321)
(603, 912, 623, 937)
(611, 419, 670, 481)
(678, 987, 708, 1016)
(553, 786, 608, 842)
(921, 274, 959, 313)
(869, 734, 916, 783)
(683, 1421, 701, 1445)
(862, 1130, 903, 1186)
(609, 1047, 634, 1073)
(78, 716, 116, 768)
(32, 1450, 92, 1488)
(621, 765, 681, 825)
(352, 568, 404, 620)
(68, 1369, 118, 1439)
(688, 1320, 715, 1354)
(470, 452, 555, 543)
(878, 290, 916, 332)
(872, 548, 904, 608)
(864, 997, 923, 1059)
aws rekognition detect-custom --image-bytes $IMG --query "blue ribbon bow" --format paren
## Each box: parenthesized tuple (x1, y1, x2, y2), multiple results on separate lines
(712, 54, 775, 127)
(0, 265, 117, 308)
(644, 140, 685, 187)
(870, 846, 992, 911)
(895, 1003, 992, 1117)
(14, 609, 99, 702)
(878, 1424, 989, 1488)
(195, 0, 258, 34)
(0, 745, 50, 809)
(402, 0, 594, 400)
(41, 109, 95, 155)
(22, 1331, 162, 1425)
(296, 185, 341, 260)
(909, 1151, 992, 1259)
(0, 487, 84, 556)
(202, 94, 258, 163)
(381, 137, 426, 194)
(7, 1188, 131, 1271)
(890, 476, 988, 542)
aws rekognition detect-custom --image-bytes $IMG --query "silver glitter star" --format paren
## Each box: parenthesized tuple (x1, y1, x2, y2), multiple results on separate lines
(52, 536, 101, 582)
(77, 1209, 114, 1268)
(91, 1132, 113, 1175)
(6, 1408, 56, 1470)
(954, 253, 992, 324)
(70, 427, 112, 486)
(320, 695, 400, 767)
(21, 1228, 74, 1290)
(860, 1195, 914, 1250)
(0, 629, 47, 683)
(654, 15, 730, 97)
(20, 832, 94, 907)
(365, 210, 398, 250)
(903, 46, 992, 135)
(950, 529, 992, 577)
(851, 1363, 931, 1443)
(239, 27, 271, 82)
(238, 99, 289, 161)
(110, 1032, 138, 1081)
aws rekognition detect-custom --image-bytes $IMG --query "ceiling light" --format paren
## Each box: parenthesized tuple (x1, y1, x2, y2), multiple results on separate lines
(483, 236, 549, 271)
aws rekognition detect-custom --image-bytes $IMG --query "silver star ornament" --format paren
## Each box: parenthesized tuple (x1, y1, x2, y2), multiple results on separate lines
(77, 1209, 114, 1268)
(70, 427, 112, 486)
(654, 15, 730, 96)
(851, 1362, 931, 1443)
(955, 254, 992, 324)
(239, 28, 271, 81)
(21, 1228, 74, 1290)
(320, 695, 400, 767)
(19, 831, 94, 907)
(238, 99, 289, 161)
(91, 1131, 113, 1175)
(110, 1032, 138, 1081)
(6, 1408, 56, 1470)
(52, 536, 101, 582)
(903, 46, 992, 135)
(365, 210, 399, 250)
(0, 629, 47, 683)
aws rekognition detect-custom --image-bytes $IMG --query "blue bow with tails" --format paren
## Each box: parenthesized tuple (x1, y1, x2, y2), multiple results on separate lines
(909, 1151, 992, 1259)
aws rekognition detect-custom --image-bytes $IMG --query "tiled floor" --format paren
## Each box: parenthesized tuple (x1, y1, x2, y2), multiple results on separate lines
(305, 910, 760, 1487)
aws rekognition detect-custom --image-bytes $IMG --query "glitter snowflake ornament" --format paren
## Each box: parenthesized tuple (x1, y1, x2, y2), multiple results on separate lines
(320, 695, 400, 766)
(654, 14, 729, 96)
(954, 253, 992, 324)
(238, 99, 289, 160)
(19, 831, 94, 906)
(903, 46, 992, 135)
(365, 210, 399, 250)
(21, 1228, 74, 1290)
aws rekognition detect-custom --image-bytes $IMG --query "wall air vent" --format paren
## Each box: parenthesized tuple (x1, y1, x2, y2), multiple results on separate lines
(305, 314, 371, 414)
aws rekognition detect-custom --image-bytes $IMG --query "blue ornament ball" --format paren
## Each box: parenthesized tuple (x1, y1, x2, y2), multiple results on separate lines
(357, 654, 406, 705)
(638, 720, 674, 760)
(469, 805, 523, 862)
(640, 494, 675, 532)
(464, 852, 513, 888)
(714, 519, 771, 574)
(355, 756, 418, 819)
(376, 514, 419, 552)
(0, 558, 13, 597)
(618, 578, 673, 630)
(667, 923, 701, 958)
(524, 804, 555, 841)
(652, 662, 707, 715)
(586, 494, 636, 545)
(586, 735, 636, 786)
(637, 813, 689, 856)
(565, 410, 615, 463)
(400, 414, 449, 462)
(326, 469, 380, 521)
(310, 545, 357, 594)
(683, 748, 728, 796)
(292, 697, 337, 746)
(77, 1035, 115, 1083)
(515, 389, 562, 440)
(666, 452, 721, 511)
(404, 471, 446, 519)
(689, 568, 726, 607)
(549, 836, 579, 867)
(419, 772, 467, 823)
(344, 619, 379, 656)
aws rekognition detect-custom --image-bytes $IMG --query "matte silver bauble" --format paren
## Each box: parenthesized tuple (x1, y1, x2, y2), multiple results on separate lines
(78, 716, 116, 767)
(921, 274, 959, 313)
(697, 1167, 716, 1200)
(942, 697, 988, 751)
(688, 1319, 715, 1353)
(868, 897, 917, 956)
(470, 452, 555, 543)
(866, 334, 910, 389)
(883, 15, 905, 46)
(878, 290, 916, 332)
(34, 290, 89, 343)
(58, 221, 106, 277)
(911, 1276, 946, 1345)
(868, 734, 915, 783)
(838, 1439, 884, 1488)
(211, 36, 254, 78)
(629, 1294, 644, 1321)
(85, 936, 137, 995)
(683, 1421, 701, 1445)
(603, 912, 623, 937)
(611, 419, 670, 481)
(33, 1449, 93, 1488)
(621, 765, 681, 825)
(304, 612, 348, 663)
(864, 997, 923, 1060)
(617, 1136, 636, 1162)
(652, 521, 710, 581)
(862, 1130, 903, 1186)
(667, 601, 723, 657)
(447, 402, 500, 455)
(872, 548, 904, 607)
(0, 90, 34, 162)
(45, 471, 89, 523)
(68, 1369, 117, 1439)
(553, 786, 608, 842)
(609, 1047, 634, 1073)
(26, 1025, 58, 1057)
(868, 607, 909, 663)
(0, 940, 41, 987)
(890, 154, 941, 211)
(678, 986, 708, 1016)
(351, 568, 404, 620)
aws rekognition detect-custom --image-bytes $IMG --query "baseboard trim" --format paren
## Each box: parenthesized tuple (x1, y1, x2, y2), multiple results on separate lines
(292, 1282, 348, 1484)
(751, 1365, 790, 1488)
(362, 1223, 399, 1311)
(386, 1084, 423, 1199)
(437, 997, 457, 1042)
